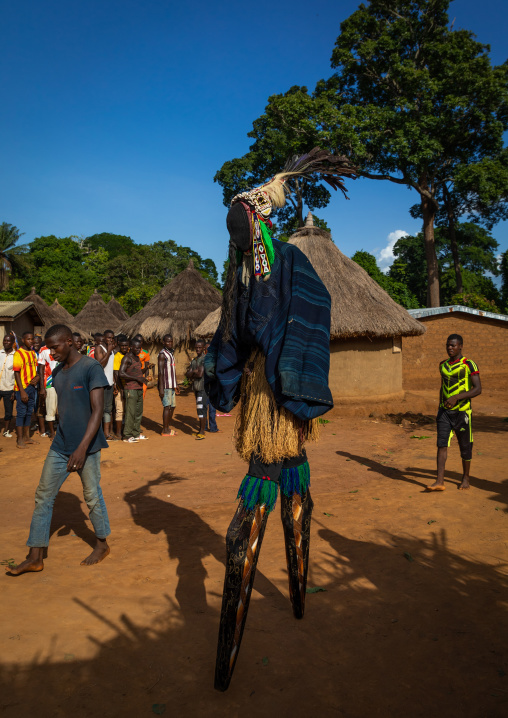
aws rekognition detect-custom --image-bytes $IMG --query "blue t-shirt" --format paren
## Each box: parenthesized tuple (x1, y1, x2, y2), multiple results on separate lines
(52, 355, 109, 455)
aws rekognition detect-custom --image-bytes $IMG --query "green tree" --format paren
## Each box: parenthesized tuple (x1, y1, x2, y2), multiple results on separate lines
(319, 0, 508, 306)
(120, 284, 160, 315)
(84, 233, 136, 259)
(214, 86, 343, 228)
(22, 235, 93, 310)
(352, 250, 420, 308)
(0, 223, 26, 291)
(83, 246, 110, 289)
(390, 223, 501, 306)
(500, 249, 508, 312)
(410, 149, 508, 292)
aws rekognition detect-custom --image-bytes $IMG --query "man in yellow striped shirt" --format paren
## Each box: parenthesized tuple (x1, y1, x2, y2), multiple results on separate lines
(13, 331, 39, 449)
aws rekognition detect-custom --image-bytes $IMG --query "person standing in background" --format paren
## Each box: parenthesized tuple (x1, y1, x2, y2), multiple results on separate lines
(38, 342, 59, 439)
(72, 333, 87, 355)
(186, 339, 207, 440)
(158, 334, 179, 437)
(429, 334, 482, 491)
(95, 329, 115, 441)
(119, 338, 148, 443)
(133, 334, 151, 401)
(13, 332, 39, 449)
(0, 333, 16, 438)
(113, 334, 129, 440)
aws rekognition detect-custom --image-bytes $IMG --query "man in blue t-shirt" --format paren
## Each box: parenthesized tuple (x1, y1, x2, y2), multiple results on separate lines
(8, 324, 112, 575)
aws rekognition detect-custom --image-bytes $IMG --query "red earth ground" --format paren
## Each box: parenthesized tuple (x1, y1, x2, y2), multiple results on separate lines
(0, 385, 507, 717)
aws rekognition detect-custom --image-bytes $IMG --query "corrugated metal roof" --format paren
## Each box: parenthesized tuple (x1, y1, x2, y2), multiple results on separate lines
(0, 300, 44, 322)
(408, 305, 508, 323)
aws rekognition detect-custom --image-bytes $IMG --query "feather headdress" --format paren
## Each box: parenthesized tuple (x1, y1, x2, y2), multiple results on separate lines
(231, 147, 357, 218)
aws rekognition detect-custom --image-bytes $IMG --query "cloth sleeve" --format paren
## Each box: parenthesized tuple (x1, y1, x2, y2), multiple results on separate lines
(12, 351, 23, 372)
(37, 349, 48, 366)
(87, 361, 110, 391)
(465, 359, 479, 374)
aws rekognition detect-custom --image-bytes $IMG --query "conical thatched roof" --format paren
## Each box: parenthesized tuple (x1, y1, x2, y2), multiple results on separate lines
(288, 214, 425, 339)
(119, 259, 222, 345)
(24, 288, 60, 334)
(23, 289, 86, 338)
(194, 306, 221, 338)
(107, 296, 129, 322)
(51, 299, 75, 324)
(74, 289, 121, 335)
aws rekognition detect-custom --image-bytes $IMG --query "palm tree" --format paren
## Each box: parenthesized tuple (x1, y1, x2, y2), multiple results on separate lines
(0, 223, 25, 291)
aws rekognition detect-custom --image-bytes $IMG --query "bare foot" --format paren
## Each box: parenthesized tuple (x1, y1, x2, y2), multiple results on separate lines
(459, 478, 470, 490)
(7, 549, 44, 575)
(26, 437, 39, 445)
(16, 441, 27, 449)
(428, 482, 446, 491)
(80, 541, 110, 566)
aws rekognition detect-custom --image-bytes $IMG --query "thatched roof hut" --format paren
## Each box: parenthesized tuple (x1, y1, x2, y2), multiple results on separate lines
(119, 260, 221, 375)
(22, 290, 89, 339)
(119, 260, 221, 346)
(107, 296, 128, 322)
(194, 306, 221, 339)
(75, 290, 121, 335)
(289, 215, 424, 340)
(23, 289, 60, 335)
(288, 214, 425, 401)
(51, 299, 75, 324)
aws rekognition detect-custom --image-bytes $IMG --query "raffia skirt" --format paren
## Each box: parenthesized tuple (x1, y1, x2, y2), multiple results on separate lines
(234, 350, 320, 465)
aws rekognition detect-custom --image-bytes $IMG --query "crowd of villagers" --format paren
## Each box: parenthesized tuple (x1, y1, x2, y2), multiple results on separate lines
(0, 328, 219, 449)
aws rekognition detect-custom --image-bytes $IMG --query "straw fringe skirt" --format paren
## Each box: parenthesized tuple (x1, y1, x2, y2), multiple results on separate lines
(234, 350, 319, 464)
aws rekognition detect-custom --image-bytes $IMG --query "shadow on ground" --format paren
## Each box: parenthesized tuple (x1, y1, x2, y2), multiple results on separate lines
(337, 451, 508, 511)
(2, 498, 507, 717)
(49, 491, 97, 549)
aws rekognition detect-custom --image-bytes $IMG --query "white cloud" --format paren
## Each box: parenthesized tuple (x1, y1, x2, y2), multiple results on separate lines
(377, 230, 409, 273)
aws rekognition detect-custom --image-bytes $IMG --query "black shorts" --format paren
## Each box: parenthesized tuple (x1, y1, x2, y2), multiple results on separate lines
(436, 407, 473, 461)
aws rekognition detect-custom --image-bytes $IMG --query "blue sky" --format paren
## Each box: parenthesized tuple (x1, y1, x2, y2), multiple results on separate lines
(1, 0, 507, 278)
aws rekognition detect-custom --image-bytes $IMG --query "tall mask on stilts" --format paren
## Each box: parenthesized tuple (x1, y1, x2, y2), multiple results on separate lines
(205, 147, 356, 691)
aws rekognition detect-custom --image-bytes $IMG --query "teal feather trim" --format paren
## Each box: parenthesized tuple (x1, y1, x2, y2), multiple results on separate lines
(280, 461, 311, 498)
(237, 475, 279, 513)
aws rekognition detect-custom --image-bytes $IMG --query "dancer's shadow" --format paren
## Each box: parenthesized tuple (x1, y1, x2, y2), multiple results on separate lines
(49, 490, 96, 548)
(337, 451, 429, 490)
(124, 474, 283, 617)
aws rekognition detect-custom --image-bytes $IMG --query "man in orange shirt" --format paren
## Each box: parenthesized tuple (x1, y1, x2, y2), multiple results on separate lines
(13, 331, 39, 449)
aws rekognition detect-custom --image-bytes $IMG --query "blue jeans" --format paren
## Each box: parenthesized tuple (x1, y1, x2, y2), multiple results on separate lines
(27, 448, 110, 547)
(16, 384, 37, 427)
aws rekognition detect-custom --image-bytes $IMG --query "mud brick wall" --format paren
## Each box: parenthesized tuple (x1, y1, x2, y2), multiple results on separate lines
(402, 313, 508, 390)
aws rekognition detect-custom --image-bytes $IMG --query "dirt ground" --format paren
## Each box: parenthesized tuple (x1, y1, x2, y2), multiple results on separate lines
(1, 384, 507, 718)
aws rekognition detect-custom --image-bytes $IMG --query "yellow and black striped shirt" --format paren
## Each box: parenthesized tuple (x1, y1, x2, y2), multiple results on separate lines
(439, 356, 479, 412)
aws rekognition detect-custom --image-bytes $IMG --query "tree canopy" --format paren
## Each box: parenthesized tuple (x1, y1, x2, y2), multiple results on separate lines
(0, 232, 219, 315)
(0, 222, 25, 291)
(317, 0, 508, 306)
(389, 222, 501, 309)
(215, 0, 508, 308)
